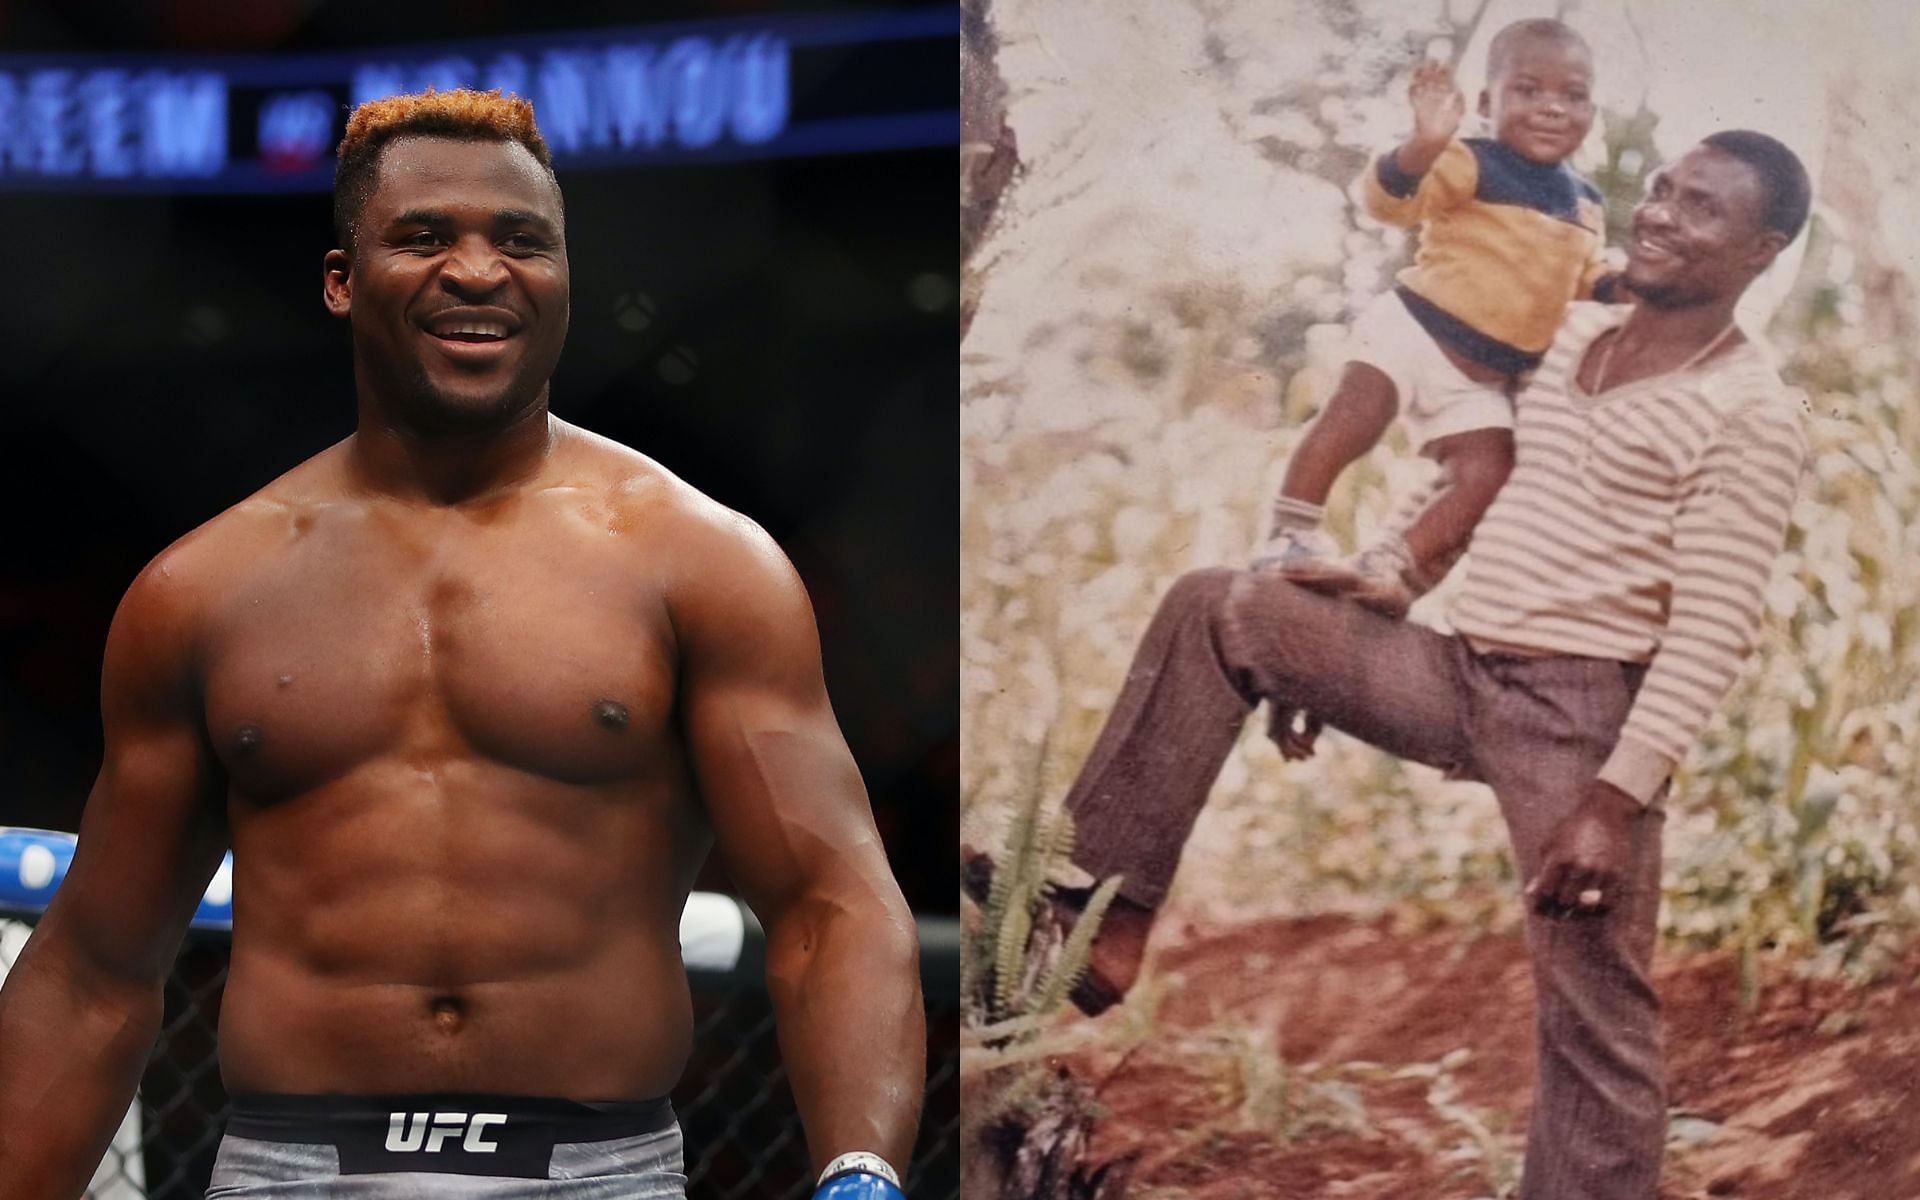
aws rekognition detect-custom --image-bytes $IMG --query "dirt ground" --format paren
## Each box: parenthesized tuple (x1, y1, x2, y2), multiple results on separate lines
(1058, 912, 1920, 1199)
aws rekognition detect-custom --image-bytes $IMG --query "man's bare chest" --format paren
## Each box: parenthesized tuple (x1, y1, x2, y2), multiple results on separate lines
(199, 511, 678, 799)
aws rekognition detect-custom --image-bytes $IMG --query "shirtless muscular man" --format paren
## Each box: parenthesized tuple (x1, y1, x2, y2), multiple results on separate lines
(0, 89, 923, 1199)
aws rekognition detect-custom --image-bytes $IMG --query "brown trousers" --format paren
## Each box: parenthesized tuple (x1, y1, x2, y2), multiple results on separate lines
(1065, 568, 1667, 1200)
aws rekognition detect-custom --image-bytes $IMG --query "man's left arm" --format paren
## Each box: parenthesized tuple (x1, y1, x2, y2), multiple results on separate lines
(1530, 399, 1806, 913)
(674, 507, 925, 1187)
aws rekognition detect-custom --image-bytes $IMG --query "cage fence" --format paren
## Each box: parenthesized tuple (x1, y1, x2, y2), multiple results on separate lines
(0, 915, 959, 1200)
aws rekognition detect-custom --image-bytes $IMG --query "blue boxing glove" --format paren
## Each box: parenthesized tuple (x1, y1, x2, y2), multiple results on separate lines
(814, 1153, 904, 1199)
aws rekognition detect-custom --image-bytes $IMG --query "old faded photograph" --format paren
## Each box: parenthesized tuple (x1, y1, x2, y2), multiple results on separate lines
(960, 1, 1919, 1196)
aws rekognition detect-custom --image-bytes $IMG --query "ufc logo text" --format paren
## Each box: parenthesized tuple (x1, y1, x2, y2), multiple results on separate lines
(384, 1111, 508, 1153)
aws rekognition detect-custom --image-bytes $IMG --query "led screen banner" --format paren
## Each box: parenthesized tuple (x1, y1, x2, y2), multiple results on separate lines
(0, 7, 955, 193)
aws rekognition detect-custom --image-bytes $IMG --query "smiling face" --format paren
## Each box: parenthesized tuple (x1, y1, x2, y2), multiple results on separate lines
(1625, 146, 1787, 309)
(1478, 34, 1595, 165)
(324, 135, 570, 434)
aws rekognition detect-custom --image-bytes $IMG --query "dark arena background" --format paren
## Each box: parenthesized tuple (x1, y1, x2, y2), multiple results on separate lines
(0, 2, 957, 1197)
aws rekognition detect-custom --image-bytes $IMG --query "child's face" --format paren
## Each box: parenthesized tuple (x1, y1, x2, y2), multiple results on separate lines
(1479, 37, 1595, 165)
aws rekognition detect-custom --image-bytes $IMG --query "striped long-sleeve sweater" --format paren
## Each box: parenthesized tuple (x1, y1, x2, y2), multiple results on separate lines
(1450, 302, 1808, 804)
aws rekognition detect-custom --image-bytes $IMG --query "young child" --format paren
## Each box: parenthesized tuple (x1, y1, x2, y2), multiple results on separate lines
(1258, 19, 1619, 616)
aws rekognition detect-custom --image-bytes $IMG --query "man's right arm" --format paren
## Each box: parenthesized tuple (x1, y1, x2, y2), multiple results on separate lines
(0, 553, 228, 1199)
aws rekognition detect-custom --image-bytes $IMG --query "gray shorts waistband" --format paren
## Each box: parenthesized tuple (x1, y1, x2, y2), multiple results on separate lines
(225, 1092, 675, 1179)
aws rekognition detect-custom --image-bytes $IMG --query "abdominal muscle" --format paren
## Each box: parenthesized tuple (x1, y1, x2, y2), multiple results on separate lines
(213, 770, 705, 1101)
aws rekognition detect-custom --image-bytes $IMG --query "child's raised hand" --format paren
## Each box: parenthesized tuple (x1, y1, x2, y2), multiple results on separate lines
(1407, 60, 1464, 146)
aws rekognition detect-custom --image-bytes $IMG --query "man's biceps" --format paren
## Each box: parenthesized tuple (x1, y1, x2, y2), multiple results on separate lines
(82, 738, 228, 894)
(98, 731, 223, 812)
(745, 725, 868, 800)
(706, 808, 824, 927)
(699, 731, 873, 884)
(706, 720, 867, 802)
(682, 643, 830, 727)
(704, 669, 826, 715)
(706, 812, 793, 878)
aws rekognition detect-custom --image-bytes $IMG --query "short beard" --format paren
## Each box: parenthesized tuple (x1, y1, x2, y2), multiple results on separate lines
(390, 359, 542, 437)
(1622, 277, 1692, 310)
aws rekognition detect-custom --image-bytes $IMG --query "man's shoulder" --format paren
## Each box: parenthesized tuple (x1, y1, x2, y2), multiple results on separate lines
(563, 427, 810, 658)
(1698, 345, 1809, 454)
(121, 445, 349, 619)
(563, 423, 784, 573)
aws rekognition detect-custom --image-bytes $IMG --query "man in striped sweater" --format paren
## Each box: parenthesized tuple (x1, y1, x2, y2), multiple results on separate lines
(1040, 131, 1810, 1198)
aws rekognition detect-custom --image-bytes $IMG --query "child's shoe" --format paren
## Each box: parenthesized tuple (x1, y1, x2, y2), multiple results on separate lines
(1345, 540, 1419, 619)
(1253, 528, 1362, 589)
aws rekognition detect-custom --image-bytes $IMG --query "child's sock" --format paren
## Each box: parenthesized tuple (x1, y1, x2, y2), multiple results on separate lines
(1269, 496, 1327, 539)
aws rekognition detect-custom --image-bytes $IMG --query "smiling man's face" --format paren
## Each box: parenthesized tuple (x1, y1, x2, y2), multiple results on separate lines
(1624, 146, 1783, 310)
(327, 135, 571, 433)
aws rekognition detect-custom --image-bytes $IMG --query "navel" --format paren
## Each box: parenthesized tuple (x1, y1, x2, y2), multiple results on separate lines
(592, 699, 630, 731)
(430, 995, 465, 1034)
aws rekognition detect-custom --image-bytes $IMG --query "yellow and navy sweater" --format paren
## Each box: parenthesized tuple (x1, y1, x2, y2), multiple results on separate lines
(1365, 137, 1616, 375)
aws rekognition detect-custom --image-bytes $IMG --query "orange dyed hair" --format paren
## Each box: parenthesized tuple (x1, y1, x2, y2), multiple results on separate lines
(332, 88, 558, 252)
